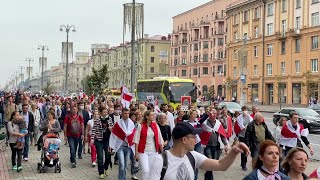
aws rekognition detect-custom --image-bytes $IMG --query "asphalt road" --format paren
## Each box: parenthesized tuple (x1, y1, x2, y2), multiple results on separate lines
(261, 112, 320, 160)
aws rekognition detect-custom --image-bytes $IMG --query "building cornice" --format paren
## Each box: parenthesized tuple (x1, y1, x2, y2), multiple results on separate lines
(226, 0, 263, 14)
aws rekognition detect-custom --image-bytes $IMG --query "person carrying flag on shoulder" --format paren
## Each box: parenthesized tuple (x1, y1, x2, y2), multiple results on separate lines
(234, 105, 253, 171)
(109, 108, 136, 180)
(279, 111, 314, 157)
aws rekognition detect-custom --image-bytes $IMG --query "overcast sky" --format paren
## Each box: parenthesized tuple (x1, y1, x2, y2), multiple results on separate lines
(0, 0, 211, 88)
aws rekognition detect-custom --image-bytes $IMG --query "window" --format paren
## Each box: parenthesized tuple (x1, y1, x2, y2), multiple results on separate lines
(150, 57, 155, 63)
(267, 23, 273, 35)
(282, 0, 287, 12)
(181, 70, 187, 76)
(311, 59, 318, 72)
(255, 27, 259, 38)
(218, 51, 224, 59)
(182, 58, 186, 65)
(296, 0, 301, 8)
(233, 67, 237, 77)
(295, 16, 301, 30)
(281, 62, 286, 74)
(254, 46, 258, 57)
(151, 46, 155, 52)
(182, 46, 187, 53)
(234, 50, 238, 60)
(312, 0, 320, 4)
(194, 56, 198, 63)
(203, 67, 209, 74)
(243, 11, 248, 22)
(217, 65, 223, 74)
(282, 20, 287, 34)
(203, 54, 209, 62)
(234, 14, 238, 25)
(218, 38, 224, 46)
(311, 12, 319, 27)
(295, 60, 300, 73)
(212, 66, 215, 75)
(254, 65, 258, 76)
(193, 68, 198, 75)
(150, 67, 155, 73)
(281, 41, 286, 54)
(267, 44, 273, 56)
(295, 39, 301, 52)
(254, 7, 260, 19)
(194, 44, 198, 50)
(267, 3, 274, 16)
(267, 64, 272, 75)
(234, 31, 238, 41)
(203, 41, 209, 49)
(311, 36, 319, 49)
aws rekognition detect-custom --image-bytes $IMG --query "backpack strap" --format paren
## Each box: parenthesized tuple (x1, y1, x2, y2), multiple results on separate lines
(160, 150, 168, 180)
(186, 152, 195, 172)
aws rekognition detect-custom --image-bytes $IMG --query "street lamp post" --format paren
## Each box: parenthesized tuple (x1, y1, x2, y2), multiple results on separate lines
(38, 45, 49, 91)
(25, 58, 34, 79)
(60, 24, 76, 94)
(239, 35, 248, 107)
(18, 66, 25, 83)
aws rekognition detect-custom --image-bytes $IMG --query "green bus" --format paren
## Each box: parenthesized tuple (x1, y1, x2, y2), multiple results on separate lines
(136, 77, 197, 109)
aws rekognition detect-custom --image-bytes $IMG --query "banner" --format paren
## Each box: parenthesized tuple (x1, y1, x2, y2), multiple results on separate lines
(61, 42, 73, 64)
(181, 96, 191, 111)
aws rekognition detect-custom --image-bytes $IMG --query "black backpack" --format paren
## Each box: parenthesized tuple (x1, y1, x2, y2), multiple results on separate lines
(160, 151, 195, 180)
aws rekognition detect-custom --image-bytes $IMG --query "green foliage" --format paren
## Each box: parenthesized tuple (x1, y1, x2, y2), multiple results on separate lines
(302, 70, 320, 98)
(43, 81, 53, 95)
(86, 64, 109, 95)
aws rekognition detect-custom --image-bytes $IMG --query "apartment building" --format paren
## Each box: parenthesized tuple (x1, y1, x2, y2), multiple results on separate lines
(170, 0, 238, 98)
(106, 35, 171, 90)
(226, 0, 320, 105)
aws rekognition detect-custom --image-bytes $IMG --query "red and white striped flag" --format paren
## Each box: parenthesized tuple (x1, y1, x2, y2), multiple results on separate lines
(279, 121, 308, 148)
(109, 119, 136, 152)
(234, 114, 253, 135)
(309, 166, 320, 179)
(120, 85, 133, 108)
(200, 119, 226, 145)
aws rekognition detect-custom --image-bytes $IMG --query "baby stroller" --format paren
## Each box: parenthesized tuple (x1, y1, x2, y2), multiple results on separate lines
(37, 132, 61, 173)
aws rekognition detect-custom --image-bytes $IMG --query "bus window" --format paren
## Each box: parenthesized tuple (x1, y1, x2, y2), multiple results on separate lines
(169, 82, 196, 103)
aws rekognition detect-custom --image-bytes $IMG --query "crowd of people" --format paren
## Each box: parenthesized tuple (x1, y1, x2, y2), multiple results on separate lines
(0, 90, 319, 180)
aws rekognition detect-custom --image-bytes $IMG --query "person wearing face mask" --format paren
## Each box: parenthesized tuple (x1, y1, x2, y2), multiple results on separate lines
(109, 104, 121, 124)
(234, 106, 253, 171)
(77, 101, 90, 158)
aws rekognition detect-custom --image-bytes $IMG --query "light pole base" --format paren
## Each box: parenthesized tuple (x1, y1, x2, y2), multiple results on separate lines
(240, 98, 245, 107)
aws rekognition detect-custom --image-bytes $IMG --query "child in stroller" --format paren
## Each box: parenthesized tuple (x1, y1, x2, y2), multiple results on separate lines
(43, 133, 60, 165)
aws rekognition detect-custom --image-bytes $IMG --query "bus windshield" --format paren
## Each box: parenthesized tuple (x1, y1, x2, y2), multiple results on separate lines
(169, 82, 196, 103)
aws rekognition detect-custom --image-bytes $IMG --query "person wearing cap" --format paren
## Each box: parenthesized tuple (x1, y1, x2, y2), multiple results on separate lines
(151, 121, 250, 180)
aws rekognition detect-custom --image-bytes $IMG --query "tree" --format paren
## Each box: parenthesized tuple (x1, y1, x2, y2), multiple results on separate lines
(86, 64, 109, 95)
(43, 81, 53, 95)
(302, 70, 320, 100)
(205, 85, 215, 100)
(224, 77, 236, 100)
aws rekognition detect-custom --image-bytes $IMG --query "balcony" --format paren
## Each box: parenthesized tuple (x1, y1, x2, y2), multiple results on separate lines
(200, 20, 210, 26)
(290, 29, 301, 38)
(180, 39, 188, 44)
(179, 27, 188, 33)
(213, 14, 224, 21)
(276, 31, 287, 40)
(191, 23, 199, 29)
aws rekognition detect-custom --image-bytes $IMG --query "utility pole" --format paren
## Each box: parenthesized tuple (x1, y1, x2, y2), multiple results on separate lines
(239, 35, 248, 107)
(25, 58, 34, 79)
(60, 24, 76, 94)
(18, 66, 25, 83)
(38, 45, 49, 91)
(130, 0, 136, 93)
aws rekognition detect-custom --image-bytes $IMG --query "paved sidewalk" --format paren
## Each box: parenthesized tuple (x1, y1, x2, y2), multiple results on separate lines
(0, 141, 319, 180)
(245, 103, 308, 113)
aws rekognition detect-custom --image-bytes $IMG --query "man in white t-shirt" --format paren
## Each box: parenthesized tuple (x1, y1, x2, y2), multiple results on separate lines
(150, 122, 250, 180)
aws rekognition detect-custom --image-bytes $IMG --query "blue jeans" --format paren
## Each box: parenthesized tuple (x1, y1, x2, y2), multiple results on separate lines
(0, 113, 3, 126)
(23, 134, 30, 158)
(67, 136, 80, 163)
(78, 138, 83, 157)
(204, 146, 221, 180)
(117, 145, 131, 180)
(94, 140, 110, 175)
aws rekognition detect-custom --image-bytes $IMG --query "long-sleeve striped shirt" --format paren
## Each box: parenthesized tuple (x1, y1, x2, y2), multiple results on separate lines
(91, 116, 113, 142)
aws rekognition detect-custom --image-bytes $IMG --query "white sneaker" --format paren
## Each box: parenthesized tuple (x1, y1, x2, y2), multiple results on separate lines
(23, 157, 28, 161)
(131, 175, 138, 180)
(92, 162, 97, 167)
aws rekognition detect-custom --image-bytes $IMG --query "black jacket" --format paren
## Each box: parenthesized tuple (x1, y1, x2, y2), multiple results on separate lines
(21, 111, 35, 133)
(109, 113, 122, 124)
(244, 121, 275, 150)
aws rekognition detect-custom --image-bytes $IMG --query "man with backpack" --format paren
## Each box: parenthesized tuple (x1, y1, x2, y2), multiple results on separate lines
(64, 106, 84, 168)
(152, 121, 250, 180)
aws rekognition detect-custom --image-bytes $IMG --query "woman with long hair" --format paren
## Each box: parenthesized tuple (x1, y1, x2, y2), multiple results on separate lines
(134, 110, 164, 180)
(243, 140, 290, 180)
(7, 111, 26, 172)
(30, 103, 41, 146)
(281, 147, 309, 180)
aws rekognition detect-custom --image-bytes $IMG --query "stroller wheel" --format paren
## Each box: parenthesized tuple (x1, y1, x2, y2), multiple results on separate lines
(37, 163, 41, 170)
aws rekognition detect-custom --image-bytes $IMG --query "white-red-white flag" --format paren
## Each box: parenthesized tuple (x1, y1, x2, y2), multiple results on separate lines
(109, 119, 136, 152)
(200, 119, 226, 145)
(120, 85, 133, 108)
(234, 114, 253, 135)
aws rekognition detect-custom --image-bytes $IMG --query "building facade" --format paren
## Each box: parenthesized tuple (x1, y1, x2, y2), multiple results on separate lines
(226, 0, 320, 105)
(170, 0, 239, 99)
(106, 35, 171, 90)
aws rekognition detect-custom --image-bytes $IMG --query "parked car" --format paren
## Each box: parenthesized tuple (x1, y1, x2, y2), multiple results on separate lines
(273, 108, 320, 132)
(308, 104, 320, 115)
(218, 101, 242, 117)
